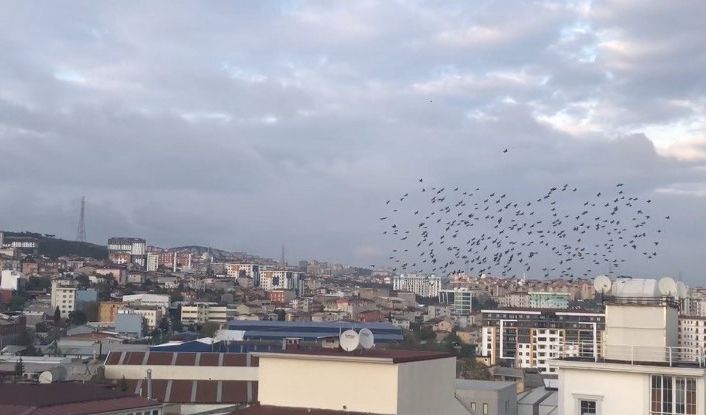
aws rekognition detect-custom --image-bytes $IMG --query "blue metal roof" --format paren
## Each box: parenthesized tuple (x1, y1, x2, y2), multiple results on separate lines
(227, 320, 403, 342)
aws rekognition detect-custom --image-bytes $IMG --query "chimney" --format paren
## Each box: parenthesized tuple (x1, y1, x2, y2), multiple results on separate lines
(146, 369, 152, 400)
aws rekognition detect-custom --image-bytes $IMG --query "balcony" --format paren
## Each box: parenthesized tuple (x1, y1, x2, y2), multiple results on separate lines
(558, 342, 705, 368)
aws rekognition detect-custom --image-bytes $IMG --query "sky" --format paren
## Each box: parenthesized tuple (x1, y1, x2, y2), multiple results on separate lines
(0, 1, 705, 281)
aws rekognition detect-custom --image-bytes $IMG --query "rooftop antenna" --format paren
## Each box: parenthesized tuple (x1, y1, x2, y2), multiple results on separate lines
(76, 196, 86, 242)
(339, 329, 360, 352)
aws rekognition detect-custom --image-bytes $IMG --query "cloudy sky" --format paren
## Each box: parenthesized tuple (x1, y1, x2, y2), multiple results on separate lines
(1, 1, 705, 281)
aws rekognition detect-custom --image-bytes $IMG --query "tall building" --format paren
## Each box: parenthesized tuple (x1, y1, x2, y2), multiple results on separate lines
(50, 279, 77, 318)
(439, 288, 473, 316)
(393, 273, 441, 298)
(551, 277, 703, 415)
(480, 308, 604, 374)
(108, 237, 147, 269)
(146, 252, 159, 272)
(259, 269, 303, 293)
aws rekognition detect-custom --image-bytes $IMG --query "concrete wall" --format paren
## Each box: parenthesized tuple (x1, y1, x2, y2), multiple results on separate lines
(558, 366, 648, 415)
(104, 364, 258, 381)
(257, 357, 399, 414)
(397, 358, 468, 415)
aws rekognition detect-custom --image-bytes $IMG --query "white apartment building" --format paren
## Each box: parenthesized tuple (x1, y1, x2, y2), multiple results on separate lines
(679, 315, 706, 360)
(51, 280, 77, 318)
(393, 273, 441, 298)
(127, 307, 163, 330)
(552, 277, 704, 415)
(259, 270, 302, 291)
(226, 263, 261, 285)
(146, 252, 159, 272)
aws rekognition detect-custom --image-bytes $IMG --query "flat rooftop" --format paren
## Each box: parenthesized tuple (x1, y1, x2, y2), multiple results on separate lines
(255, 348, 455, 364)
(455, 379, 516, 391)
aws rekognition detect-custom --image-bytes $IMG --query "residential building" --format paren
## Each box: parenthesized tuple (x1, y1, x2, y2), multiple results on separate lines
(0, 269, 24, 291)
(99, 301, 125, 323)
(393, 273, 441, 298)
(226, 263, 261, 285)
(249, 349, 468, 415)
(51, 279, 77, 318)
(94, 267, 128, 284)
(481, 308, 604, 374)
(127, 306, 163, 330)
(180, 302, 235, 325)
(146, 252, 159, 272)
(528, 291, 570, 309)
(499, 292, 529, 308)
(108, 237, 147, 269)
(551, 277, 704, 415)
(439, 288, 473, 316)
(260, 270, 303, 292)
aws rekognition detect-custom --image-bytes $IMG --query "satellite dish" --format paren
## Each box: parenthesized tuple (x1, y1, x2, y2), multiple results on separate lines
(340, 329, 360, 352)
(359, 328, 375, 350)
(658, 277, 678, 297)
(593, 275, 612, 294)
(678, 281, 688, 298)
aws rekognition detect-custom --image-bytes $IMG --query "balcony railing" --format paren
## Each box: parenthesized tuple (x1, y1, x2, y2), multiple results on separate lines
(558, 341, 704, 368)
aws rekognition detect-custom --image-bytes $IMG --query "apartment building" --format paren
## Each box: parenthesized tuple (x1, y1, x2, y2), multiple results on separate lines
(180, 303, 235, 325)
(393, 273, 441, 298)
(51, 279, 77, 318)
(108, 237, 147, 269)
(439, 288, 473, 316)
(481, 308, 604, 374)
(528, 291, 570, 309)
(259, 269, 303, 292)
(551, 277, 703, 415)
(226, 263, 261, 285)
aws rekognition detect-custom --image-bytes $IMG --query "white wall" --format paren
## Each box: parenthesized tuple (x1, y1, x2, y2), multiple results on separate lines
(258, 356, 398, 414)
(104, 364, 258, 381)
(558, 367, 648, 415)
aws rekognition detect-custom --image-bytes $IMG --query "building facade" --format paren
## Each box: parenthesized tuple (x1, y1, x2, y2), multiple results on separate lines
(51, 280, 77, 318)
(108, 237, 147, 269)
(439, 288, 473, 316)
(481, 309, 604, 374)
(528, 291, 570, 309)
(393, 273, 441, 298)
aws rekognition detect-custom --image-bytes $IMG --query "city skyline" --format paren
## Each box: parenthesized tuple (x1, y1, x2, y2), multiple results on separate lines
(1, 1, 706, 281)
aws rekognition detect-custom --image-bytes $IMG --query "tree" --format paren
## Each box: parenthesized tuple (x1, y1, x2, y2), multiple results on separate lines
(53, 306, 61, 323)
(68, 310, 87, 326)
(14, 358, 24, 377)
(199, 322, 220, 338)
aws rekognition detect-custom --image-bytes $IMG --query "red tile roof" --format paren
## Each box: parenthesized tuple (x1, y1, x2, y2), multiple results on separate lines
(0, 383, 161, 415)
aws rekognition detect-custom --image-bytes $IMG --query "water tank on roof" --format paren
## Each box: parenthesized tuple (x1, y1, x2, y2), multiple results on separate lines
(38, 366, 67, 384)
(611, 278, 660, 298)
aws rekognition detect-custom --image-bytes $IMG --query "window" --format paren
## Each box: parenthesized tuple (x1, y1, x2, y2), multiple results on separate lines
(651, 375, 696, 415)
(580, 399, 597, 415)
(482, 402, 488, 415)
(470, 402, 476, 412)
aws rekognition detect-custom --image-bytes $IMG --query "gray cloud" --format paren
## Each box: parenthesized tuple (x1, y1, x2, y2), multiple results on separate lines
(0, 1, 705, 281)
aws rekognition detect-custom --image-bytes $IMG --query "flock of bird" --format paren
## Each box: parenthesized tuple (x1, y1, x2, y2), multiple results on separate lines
(379, 179, 670, 279)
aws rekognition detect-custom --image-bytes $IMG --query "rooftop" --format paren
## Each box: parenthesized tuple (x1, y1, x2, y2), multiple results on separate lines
(255, 348, 454, 364)
(455, 379, 516, 391)
(0, 382, 159, 414)
(231, 404, 379, 414)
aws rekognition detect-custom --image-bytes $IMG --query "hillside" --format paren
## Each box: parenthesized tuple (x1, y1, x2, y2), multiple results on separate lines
(1, 231, 108, 259)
